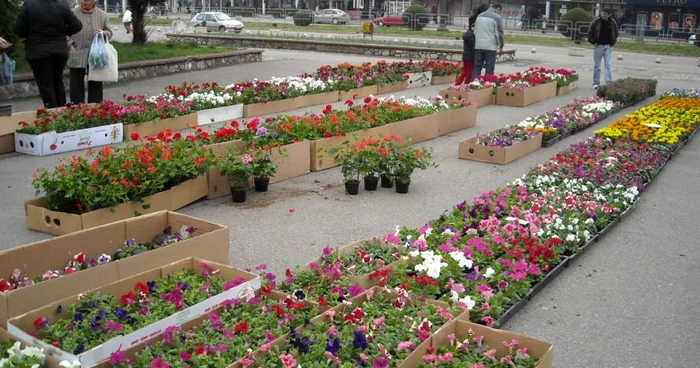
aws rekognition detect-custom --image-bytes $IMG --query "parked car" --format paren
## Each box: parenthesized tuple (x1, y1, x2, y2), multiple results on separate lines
(689, 34, 696, 45)
(191, 12, 244, 33)
(313, 8, 351, 25)
(373, 12, 405, 27)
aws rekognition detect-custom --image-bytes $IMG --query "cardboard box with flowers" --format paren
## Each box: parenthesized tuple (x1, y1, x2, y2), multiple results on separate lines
(100, 286, 322, 368)
(1, 211, 230, 328)
(554, 68, 579, 96)
(439, 81, 495, 109)
(250, 287, 468, 368)
(8, 258, 260, 367)
(459, 127, 543, 165)
(0, 327, 56, 367)
(26, 139, 214, 235)
(406, 319, 553, 367)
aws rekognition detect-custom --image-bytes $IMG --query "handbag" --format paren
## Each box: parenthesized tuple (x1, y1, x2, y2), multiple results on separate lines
(88, 37, 118, 82)
(0, 52, 15, 86)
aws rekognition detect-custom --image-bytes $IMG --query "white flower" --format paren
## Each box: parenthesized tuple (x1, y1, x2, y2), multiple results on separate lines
(22, 346, 45, 362)
(442, 228, 454, 236)
(483, 267, 495, 278)
(459, 295, 476, 310)
(0, 358, 9, 367)
(449, 251, 473, 269)
(566, 234, 576, 242)
(408, 250, 420, 258)
(59, 360, 81, 368)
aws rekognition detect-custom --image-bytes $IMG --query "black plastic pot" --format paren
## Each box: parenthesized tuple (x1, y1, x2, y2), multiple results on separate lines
(230, 187, 247, 203)
(364, 175, 379, 191)
(254, 177, 270, 192)
(380, 173, 394, 188)
(345, 180, 360, 195)
(395, 181, 410, 194)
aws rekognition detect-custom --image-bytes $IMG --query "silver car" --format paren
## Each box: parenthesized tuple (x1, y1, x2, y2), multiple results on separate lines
(191, 12, 244, 33)
(313, 9, 351, 25)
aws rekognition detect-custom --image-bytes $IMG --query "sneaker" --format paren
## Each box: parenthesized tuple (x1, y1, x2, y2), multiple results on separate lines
(593, 85, 599, 89)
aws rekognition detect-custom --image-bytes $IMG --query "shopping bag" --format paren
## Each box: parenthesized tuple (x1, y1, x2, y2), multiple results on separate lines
(88, 34, 109, 69)
(0, 52, 15, 86)
(88, 38, 118, 82)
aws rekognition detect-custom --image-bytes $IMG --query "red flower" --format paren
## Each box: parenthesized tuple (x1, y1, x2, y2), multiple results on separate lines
(285, 269, 293, 278)
(33, 317, 48, 330)
(343, 308, 366, 324)
(135, 282, 149, 295)
(318, 295, 328, 307)
(234, 321, 249, 334)
(73, 252, 86, 265)
(261, 285, 272, 295)
(64, 267, 76, 275)
(120, 291, 135, 305)
(0, 279, 11, 292)
(194, 345, 206, 355)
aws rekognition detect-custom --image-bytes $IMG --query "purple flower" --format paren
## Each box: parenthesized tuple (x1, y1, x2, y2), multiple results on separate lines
(348, 285, 364, 297)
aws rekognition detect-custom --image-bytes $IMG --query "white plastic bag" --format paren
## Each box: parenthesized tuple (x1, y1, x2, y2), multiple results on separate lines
(88, 38, 118, 82)
(0, 52, 15, 86)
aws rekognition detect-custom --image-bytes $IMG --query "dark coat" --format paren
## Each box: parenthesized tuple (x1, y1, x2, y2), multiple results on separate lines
(587, 17, 619, 46)
(14, 0, 83, 61)
(462, 30, 475, 61)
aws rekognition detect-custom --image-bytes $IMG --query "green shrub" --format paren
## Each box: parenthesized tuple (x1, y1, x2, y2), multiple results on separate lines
(0, 0, 20, 58)
(293, 10, 313, 26)
(402, 4, 429, 31)
(559, 8, 593, 40)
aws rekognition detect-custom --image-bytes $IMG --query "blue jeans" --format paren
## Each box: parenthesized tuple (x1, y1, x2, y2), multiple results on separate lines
(593, 44, 613, 86)
(472, 50, 497, 80)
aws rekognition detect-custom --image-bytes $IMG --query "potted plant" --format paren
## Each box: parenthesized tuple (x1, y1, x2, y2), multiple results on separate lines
(324, 139, 364, 195)
(376, 134, 403, 188)
(392, 145, 437, 194)
(250, 148, 279, 193)
(217, 149, 254, 203)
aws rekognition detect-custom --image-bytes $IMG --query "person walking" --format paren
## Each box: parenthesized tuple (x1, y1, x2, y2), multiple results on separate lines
(587, 9, 619, 89)
(123, 7, 133, 34)
(14, 0, 83, 108)
(68, 0, 113, 104)
(472, 3, 503, 80)
(455, 16, 476, 86)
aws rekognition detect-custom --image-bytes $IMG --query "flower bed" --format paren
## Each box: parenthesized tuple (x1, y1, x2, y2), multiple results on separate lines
(8, 258, 259, 367)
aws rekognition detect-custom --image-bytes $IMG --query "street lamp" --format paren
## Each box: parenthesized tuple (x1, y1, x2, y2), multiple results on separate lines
(437, 0, 448, 31)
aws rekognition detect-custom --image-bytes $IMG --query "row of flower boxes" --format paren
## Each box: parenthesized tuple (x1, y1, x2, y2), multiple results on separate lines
(440, 81, 560, 109)
(1, 73, 453, 156)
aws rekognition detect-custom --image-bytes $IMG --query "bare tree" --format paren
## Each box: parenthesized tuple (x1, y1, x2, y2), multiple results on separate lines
(130, 0, 166, 44)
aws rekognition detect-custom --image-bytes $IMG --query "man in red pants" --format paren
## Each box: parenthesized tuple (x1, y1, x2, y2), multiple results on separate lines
(456, 16, 476, 85)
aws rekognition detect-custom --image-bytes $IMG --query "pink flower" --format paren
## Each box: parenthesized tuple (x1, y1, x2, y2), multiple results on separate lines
(447, 333, 456, 346)
(482, 302, 491, 311)
(359, 353, 369, 361)
(413, 239, 428, 251)
(241, 154, 253, 164)
(422, 354, 437, 363)
(481, 316, 495, 327)
(208, 313, 223, 330)
(151, 357, 169, 368)
(483, 348, 498, 363)
(516, 348, 530, 359)
(223, 329, 236, 339)
(477, 284, 494, 300)
(373, 316, 385, 328)
(259, 343, 271, 352)
(498, 280, 509, 289)
(265, 331, 277, 342)
(105, 321, 123, 332)
(397, 341, 415, 352)
(381, 234, 401, 244)
(279, 354, 297, 368)
(325, 310, 336, 320)
(179, 351, 192, 361)
(470, 365, 486, 368)
(325, 351, 342, 365)
(109, 349, 127, 364)
(437, 352, 454, 362)
(328, 325, 338, 336)
(373, 357, 390, 368)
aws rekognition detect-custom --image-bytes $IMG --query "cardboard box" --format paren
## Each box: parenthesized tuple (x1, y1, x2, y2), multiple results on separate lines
(394, 111, 443, 144)
(8, 258, 260, 367)
(404, 319, 554, 367)
(437, 104, 478, 136)
(0, 211, 230, 328)
(458, 132, 543, 165)
(243, 98, 300, 118)
(440, 87, 493, 108)
(496, 82, 557, 107)
(123, 113, 197, 138)
(297, 91, 340, 108)
(196, 104, 244, 126)
(310, 125, 392, 172)
(339, 85, 379, 102)
(14, 123, 124, 156)
(405, 71, 433, 89)
(206, 140, 310, 199)
(377, 81, 408, 95)
(25, 175, 209, 235)
(0, 110, 36, 154)
(431, 74, 457, 85)
(556, 82, 576, 96)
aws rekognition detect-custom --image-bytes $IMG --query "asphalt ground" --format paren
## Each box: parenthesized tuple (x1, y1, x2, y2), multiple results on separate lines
(2, 49, 699, 366)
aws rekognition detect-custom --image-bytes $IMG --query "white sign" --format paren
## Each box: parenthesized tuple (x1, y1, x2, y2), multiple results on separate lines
(406, 71, 433, 89)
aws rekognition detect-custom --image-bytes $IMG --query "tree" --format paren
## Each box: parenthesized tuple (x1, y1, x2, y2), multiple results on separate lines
(130, 0, 166, 44)
(0, 0, 20, 56)
(558, 8, 593, 41)
(402, 4, 429, 31)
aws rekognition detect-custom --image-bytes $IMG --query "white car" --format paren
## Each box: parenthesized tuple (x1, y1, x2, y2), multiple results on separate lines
(191, 12, 244, 33)
(689, 34, 696, 45)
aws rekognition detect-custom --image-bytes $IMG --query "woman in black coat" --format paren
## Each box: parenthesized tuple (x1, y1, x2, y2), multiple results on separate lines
(15, 0, 83, 108)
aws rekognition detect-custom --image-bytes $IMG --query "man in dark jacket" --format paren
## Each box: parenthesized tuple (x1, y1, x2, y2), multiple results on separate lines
(15, 0, 83, 108)
(587, 9, 619, 89)
(456, 17, 476, 85)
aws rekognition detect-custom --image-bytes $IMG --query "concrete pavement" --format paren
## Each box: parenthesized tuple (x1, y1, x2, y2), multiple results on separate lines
(2, 49, 699, 366)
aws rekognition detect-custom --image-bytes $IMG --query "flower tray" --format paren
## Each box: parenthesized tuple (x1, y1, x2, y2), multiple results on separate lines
(561, 130, 573, 139)
(436, 103, 478, 136)
(556, 82, 576, 96)
(494, 296, 528, 328)
(243, 97, 302, 118)
(339, 85, 379, 102)
(310, 124, 393, 172)
(196, 104, 244, 126)
(439, 87, 493, 108)
(405, 71, 433, 89)
(14, 123, 124, 156)
(566, 235, 599, 265)
(595, 217, 621, 243)
(8, 257, 260, 368)
(458, 132, 543, 165)
(1, 211, 229, 328)
(430, 74, 457, 85)
(541, 135, 562, 148)
(0, 109, 36, 154)
(496, 81, 557, 107)
(526, 258, 569, 301)
(406, 319, 554, 368)
(619, 197, 640, 220)
(25, 175, 209, 235)
(376, 81, 408, 95)
(206, 140, 311, 199)
(124, 113, 197, 138)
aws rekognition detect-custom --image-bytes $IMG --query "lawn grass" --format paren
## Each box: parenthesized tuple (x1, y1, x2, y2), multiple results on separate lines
(12, 41, 237, 74)
(246, 21, 700, 56)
